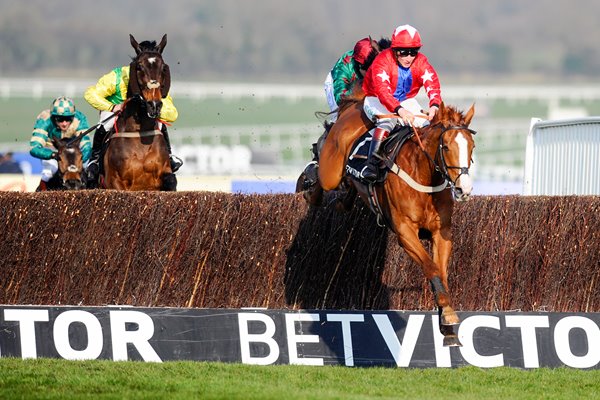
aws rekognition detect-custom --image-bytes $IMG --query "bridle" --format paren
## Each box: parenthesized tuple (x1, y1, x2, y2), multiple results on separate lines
(128, 50, 170, 119)
(433, 125, 477, 191)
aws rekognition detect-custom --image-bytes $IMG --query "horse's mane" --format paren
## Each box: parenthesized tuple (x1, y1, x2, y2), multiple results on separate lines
(362, 37, 391, 70)
(130, 40, 161, 61)
(337, 84, 366, 115)
(431, 104, 469, 128)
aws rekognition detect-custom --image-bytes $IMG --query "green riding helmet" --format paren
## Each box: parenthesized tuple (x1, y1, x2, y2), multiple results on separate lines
(51, 96, 76, 117)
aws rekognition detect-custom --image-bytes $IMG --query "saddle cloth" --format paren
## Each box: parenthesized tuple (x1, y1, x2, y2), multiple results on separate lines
(345, 126, 413, 184)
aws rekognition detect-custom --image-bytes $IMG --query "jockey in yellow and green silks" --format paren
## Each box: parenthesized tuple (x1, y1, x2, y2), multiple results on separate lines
(84, 39, 182, 187)
(84, 65, 178, 123)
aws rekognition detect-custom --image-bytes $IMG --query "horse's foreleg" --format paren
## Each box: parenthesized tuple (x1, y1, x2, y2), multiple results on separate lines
(432, 228, 460, 327)
(396, 222, 458, 325)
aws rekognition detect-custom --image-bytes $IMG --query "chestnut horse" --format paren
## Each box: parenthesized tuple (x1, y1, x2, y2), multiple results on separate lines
(46, 136, 86, 190)
(102, 34, 176, 191)
(301, 99, 476, 346)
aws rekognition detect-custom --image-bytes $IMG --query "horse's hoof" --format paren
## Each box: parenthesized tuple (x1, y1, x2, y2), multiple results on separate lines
(443, 334, 462, 347)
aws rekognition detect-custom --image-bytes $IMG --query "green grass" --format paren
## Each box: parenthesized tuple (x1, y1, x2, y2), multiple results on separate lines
(0, 358, 599, 399)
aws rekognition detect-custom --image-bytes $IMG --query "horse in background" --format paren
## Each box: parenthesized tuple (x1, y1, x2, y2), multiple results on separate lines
(300, 98, 476, 347)
(101, 34, 176, 191)
(46, 136, 86, 190)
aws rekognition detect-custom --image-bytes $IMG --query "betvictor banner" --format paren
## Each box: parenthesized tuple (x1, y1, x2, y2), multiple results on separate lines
(0, 306, 598, 369)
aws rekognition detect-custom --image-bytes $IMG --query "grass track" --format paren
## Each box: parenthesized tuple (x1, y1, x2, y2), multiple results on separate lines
(1, 358, 599, 399)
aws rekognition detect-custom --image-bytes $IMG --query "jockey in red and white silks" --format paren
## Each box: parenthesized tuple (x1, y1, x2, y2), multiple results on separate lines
(360, 24, 442, 181)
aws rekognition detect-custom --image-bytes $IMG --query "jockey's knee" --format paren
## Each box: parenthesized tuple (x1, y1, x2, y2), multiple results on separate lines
(376, 119, 397, 132)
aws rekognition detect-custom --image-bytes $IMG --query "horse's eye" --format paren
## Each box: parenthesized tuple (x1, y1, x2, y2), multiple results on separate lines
(442, 145, 449, 151)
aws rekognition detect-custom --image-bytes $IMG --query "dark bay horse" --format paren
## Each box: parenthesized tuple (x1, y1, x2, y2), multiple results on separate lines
(301, 99, 476, 346)
(102, 34, 176, 191)
(46, 136, 86, 190)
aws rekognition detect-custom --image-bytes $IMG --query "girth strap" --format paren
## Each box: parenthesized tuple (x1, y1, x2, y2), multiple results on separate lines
(382, 156, 449, 193)
(112, 129, 163, 138)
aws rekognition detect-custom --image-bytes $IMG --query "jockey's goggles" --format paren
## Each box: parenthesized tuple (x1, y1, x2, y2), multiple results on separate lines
(54, 116, 74, 123)
(395, 48, 420, 57)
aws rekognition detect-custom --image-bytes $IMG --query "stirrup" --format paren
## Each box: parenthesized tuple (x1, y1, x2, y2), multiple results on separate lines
(170, 155, 183, 173)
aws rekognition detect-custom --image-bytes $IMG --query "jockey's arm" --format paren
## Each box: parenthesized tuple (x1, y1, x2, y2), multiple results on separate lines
(159, 93, 178, 123)
(84, 70, 119, 112)
(74, 112, 92, 162)
(30, 134, 54, 160)
(78, 134, 92, 162)
(29, 114, 54, 160)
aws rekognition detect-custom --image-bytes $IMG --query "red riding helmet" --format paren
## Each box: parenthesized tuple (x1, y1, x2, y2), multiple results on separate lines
(391, 24, 422, 48)
(352, 37, 373, 65)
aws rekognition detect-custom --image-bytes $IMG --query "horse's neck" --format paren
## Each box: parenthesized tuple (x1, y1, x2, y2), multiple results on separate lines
(400, 127, 442, 182)
(119, 110, 157, 132)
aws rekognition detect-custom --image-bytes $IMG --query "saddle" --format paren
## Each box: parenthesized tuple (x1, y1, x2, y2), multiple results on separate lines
(345, 125, 413, 184)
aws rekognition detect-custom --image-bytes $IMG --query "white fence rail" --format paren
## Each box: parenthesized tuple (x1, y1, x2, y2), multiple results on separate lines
(524, 117, 600, 195)
(3, 78, 600, 104)
(6, 78, 596, 184)
(171, 118, 531, 181)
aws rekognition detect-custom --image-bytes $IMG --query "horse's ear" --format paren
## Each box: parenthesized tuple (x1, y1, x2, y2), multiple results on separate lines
(435, 101, 446, 122)
(161, 63, 171, 98)
(130, 34, 142, 56)
(370, 36, 380, 52)
(157, 34, 167, 54)
(69, 134, 83, 147)
(51, 136, 62, 149)
(463, 103, 475, 126)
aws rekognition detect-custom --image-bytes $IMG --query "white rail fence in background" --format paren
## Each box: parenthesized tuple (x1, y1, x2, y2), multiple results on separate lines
(3, 78, 598, 183)
(524, 117, 600, 195)
(171, 118, 530, 182)
(2, 78, 600, 104)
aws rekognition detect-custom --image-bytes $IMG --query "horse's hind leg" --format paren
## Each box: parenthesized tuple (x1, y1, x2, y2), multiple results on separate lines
(162, 173, 177, 191)
(335, 183, 357, 212)
(304, 182, 324, 206)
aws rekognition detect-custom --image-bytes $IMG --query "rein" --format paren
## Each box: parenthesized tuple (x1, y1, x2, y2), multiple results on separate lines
(383, 123, 476, 193)
(68, 110, 123, 146)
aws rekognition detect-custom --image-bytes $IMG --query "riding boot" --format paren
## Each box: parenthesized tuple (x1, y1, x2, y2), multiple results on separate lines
(35, 180, 47, 192)
(161, 125, 183, 173)
(362, 127, 390, 181)
(86, 126, 108, 188)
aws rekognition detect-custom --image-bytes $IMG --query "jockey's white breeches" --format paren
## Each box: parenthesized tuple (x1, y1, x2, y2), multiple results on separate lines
(99, 111, 116, 131)
(40, 159, 58, 182)
(323, 72, 338, 122)
(363, 96, 429, 132)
